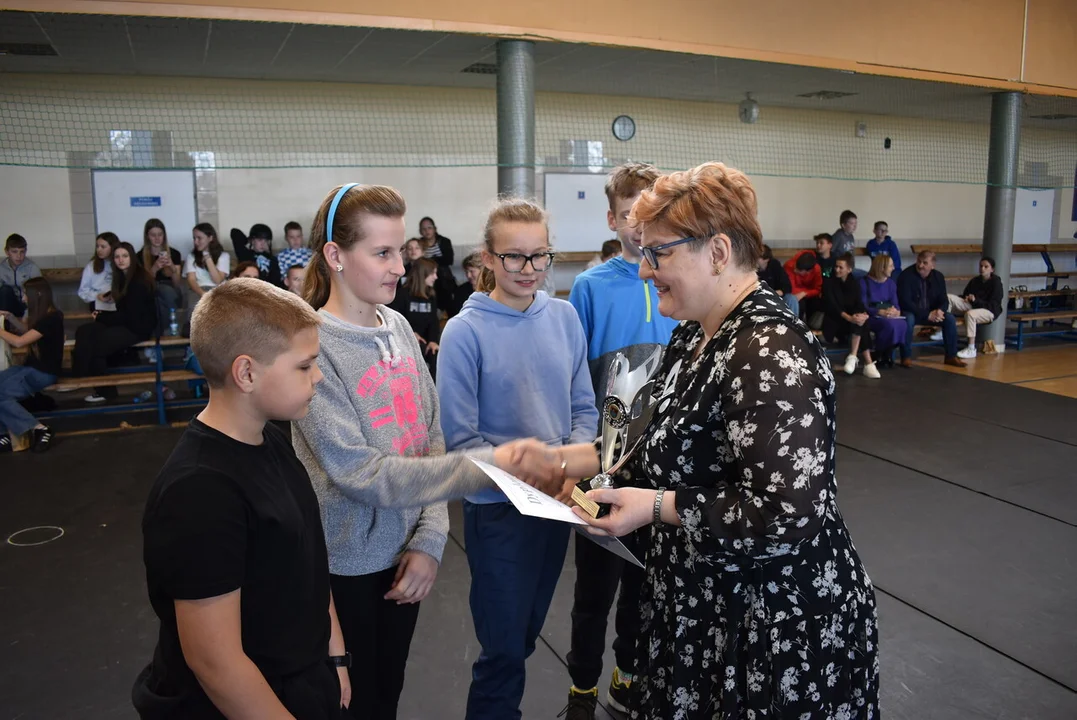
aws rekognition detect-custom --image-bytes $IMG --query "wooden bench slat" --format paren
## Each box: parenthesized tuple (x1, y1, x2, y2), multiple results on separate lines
(1011, 271, 1073, 278)
(48, 369, 201, 391)
(1047, 243, 1077, 253)
(41, 267, 84, 283)
(911, 244, 984, 254)
(1009, 289, 1076, 298)
(1008, 311, 1077, 322)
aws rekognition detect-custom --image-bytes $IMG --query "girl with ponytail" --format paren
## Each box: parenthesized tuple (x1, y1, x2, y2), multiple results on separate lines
(293, 184, 568, 719)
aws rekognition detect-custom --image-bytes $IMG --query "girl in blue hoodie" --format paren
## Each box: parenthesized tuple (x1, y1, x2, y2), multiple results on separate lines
(437, 198, 599, 720)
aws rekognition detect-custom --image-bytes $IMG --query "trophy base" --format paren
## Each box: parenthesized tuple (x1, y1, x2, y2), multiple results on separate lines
(573, 479, 611, 518)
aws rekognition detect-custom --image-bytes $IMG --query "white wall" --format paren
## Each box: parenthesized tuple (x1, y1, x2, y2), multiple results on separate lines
(0, 166, 74, 257)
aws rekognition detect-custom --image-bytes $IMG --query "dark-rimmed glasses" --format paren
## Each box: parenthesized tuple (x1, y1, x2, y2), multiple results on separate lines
(492, 251, 556, 273)
(641, 237, 697, 270)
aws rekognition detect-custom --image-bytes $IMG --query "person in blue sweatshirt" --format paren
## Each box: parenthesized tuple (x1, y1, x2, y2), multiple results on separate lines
(564, 162, 679, 719)
(437, 197, 599, 720)
(865, 220, 902, 275)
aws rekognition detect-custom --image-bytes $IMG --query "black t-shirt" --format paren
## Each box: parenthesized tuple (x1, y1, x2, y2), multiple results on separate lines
(24, 310, 64, 377)
(133, 419, 332, 718)
(142, 247, 183, 283)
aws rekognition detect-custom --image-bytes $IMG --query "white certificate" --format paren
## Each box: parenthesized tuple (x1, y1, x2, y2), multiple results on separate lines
(469, 457, 643, 568)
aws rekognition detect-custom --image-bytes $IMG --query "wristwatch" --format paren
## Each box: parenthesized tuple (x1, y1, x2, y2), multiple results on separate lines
(327, 653, 352, 668)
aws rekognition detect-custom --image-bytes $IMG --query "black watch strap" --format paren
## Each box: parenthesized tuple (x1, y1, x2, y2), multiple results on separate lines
(327, 653, 352, 669)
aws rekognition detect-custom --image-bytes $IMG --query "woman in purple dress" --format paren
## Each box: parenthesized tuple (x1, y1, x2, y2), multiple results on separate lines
(860, 254, 906, 367)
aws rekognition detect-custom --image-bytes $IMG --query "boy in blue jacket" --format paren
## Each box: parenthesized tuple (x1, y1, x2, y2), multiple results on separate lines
(564, 163, 680, 718)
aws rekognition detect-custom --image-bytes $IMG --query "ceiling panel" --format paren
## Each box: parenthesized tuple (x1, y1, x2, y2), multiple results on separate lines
(1, 12, 1075, 129)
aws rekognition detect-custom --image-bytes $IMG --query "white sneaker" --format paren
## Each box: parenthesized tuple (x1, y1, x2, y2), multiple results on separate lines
(930, 330, 943, 341)
(957, 345, 977, 359)
(843, 354, 857, 375)
(84, 394, 106, 404)
(862, 362, 881, 379)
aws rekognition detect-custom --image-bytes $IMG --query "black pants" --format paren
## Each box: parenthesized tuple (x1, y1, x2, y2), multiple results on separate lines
(822, 314, 871, 346)
(330, 567, 421, 720)
(0, 285, 25, 329)
(566, 529, 646, 690)
(72, 322, 139, 397)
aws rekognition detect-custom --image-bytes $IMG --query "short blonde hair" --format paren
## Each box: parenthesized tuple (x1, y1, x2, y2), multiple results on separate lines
(191, 278, 321, 388)
(605, 162, 660, 209)
(630, 162, 763, 271)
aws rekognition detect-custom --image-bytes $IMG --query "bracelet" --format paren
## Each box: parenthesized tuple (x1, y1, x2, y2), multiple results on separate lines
(558, 449, 568, 483)
(652, 490, 665, 525)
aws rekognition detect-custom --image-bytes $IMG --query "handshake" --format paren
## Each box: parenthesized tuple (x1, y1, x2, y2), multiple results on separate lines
(491, 438, 581, 502)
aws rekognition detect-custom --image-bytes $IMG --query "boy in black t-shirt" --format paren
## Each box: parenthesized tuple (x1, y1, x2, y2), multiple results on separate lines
(133, 278, 350, 719)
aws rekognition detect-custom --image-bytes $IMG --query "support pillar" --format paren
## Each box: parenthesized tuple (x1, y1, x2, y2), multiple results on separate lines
(496, 40, 535, 198)
(981, 91, 1022, 348)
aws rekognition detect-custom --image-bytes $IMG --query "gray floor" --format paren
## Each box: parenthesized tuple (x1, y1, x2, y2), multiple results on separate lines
(2, 365, 1076, 719)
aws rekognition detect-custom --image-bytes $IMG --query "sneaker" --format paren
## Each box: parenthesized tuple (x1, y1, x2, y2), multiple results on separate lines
(0, 435, 11, 454)
(30, 425, 53, 453)
(944, 356, 968, 368)
(607, 666, 633, 714)
(930, 330, 943, 341)
(558, 687, 598, 720)
(957, 345, 977, 359)
(84, 394, 107, 404)
(843, 354, 857, 375)
(862, 362, 881, 379)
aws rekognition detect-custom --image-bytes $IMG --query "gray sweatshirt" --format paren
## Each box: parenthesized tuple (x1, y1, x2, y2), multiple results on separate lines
(293, 307, 495, 576)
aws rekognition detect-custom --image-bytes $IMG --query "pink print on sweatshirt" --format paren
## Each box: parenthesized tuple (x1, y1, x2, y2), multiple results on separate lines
(356, 356, 430, 455)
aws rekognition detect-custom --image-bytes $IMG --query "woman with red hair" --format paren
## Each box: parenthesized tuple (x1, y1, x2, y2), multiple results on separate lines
(555, 162, 879, 719)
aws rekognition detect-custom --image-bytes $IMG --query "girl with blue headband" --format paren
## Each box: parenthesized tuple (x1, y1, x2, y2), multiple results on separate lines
(293, 183, 567, 719)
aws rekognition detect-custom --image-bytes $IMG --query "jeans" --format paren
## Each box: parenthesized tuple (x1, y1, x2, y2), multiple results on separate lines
(781, 293, 800, 318)
(904, 311, 959, 358)
(463, 501, 570, 720)
(0, 366, 56, 434)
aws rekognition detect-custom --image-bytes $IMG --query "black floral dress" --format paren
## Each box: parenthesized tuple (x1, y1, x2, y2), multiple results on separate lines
(625, 285, 880, 719)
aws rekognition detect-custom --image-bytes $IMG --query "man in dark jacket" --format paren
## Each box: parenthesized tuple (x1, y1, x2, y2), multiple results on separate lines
(756, 245, 796, 315)
(897, 250, 966, 368)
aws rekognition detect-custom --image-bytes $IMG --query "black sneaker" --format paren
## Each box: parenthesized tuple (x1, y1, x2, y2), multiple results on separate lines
(31, 425, 53, 453)
(558, 687, 597, 720)
(607, 667, 633, 715)
(0, 435, 11, 454)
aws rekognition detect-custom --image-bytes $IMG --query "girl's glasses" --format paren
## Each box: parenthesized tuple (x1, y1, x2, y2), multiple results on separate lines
(641, 237, 697, 270)
(492, 252, 556, 273)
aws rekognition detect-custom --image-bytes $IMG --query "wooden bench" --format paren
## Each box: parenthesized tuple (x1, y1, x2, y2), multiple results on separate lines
(41, 267, 84, 283)
(11, 335, 190, 365)
(1007, 310, 1077, 350)
(41, 369, 204, 425)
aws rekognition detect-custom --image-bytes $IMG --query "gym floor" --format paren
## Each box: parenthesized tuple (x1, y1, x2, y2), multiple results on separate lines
(3, 356, 1076, 719)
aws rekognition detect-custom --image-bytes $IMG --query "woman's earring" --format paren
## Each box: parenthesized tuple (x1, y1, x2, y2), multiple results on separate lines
(712, 263, 724, 276)
(336, 264, 344, 272)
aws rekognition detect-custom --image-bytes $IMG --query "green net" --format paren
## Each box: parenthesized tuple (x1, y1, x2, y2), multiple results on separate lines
(1, 12, 1076, 188)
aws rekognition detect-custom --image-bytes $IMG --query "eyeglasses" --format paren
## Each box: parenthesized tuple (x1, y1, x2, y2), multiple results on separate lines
(492, 251, 556, 273)
(641, 236, 697, 270)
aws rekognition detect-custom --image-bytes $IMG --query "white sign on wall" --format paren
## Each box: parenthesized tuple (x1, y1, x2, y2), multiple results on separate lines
(92, 170, 198, 258)
(544, 172, 614, 254)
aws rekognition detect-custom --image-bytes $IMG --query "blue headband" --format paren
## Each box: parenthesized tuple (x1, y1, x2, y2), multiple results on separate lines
(326, 183, 359, 242)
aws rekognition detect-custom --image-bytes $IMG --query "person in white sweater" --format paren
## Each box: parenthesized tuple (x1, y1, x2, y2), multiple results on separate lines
(78, 232, 119, 312)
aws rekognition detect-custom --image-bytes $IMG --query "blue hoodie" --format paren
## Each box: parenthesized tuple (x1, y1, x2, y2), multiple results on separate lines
(437, 291, 599, 504)
(568, 256, 680, 394)
(865, 236, 902, 275)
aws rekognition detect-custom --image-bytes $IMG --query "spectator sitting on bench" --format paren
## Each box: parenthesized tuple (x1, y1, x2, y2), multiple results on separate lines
(757, 244, 796, 315)
(860, 254, 906, 368)
(0, 233, 42, 327)
(231, 261, 261, 280)
(823, 253, 880, 378)
(448, 251, 482, 318)
(231, 224, 281, 286)
(184, 223, 230, 301)
(0, 277, 62, 454)
(73, 242, 159, 404)
(78, 232, 120, 312)
(832, 210, 857, 258)
(947, 256, 1003, 360)
(897, 250, 966, 368)
(586, 239, 622, 269)
(866, 221, 902, 275)
(783, 249, 823, 326)
(276, 220, 313, 272)
(140, 219, 184, 339)
(284, 264, 306, 297)
(814, 233, 836, 278)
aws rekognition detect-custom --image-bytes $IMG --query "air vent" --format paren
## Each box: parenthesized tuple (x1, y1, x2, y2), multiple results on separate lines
(797, 90, 858, 100)
(1030, 113, 1077, 121)
(0, 42, 58, 57)
(461, 62, 497, 75)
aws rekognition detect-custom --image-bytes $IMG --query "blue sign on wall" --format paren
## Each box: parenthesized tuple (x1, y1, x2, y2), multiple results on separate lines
(578, 191, 586, 199)
(130, 196, 162, 207)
